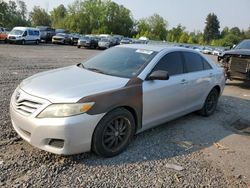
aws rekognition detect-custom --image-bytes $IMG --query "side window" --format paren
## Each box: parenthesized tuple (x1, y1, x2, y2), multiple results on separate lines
(28, 30, 34, 36)
(202, 57, 212, 70)
(23, 31, 27, 36)
(153, 52, 184, 76)
(182, 52, 203, 72)
(34, 30, 39, 36)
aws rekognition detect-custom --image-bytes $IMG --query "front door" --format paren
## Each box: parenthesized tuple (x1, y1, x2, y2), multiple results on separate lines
(142, 51, 188, 129)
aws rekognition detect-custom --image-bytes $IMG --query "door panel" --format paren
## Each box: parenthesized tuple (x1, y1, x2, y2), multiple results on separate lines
(185, 70, 213, 110)
(142, 74, 188, 129)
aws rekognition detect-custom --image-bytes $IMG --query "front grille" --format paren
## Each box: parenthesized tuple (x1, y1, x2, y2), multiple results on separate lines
(9, 36, 16, 39)
(15, 99, 42, 115)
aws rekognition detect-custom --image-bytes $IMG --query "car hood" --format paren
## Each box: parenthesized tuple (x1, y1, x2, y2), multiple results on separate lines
(222, 49, 250, 58)
(53, 36, 65, 39)
(20, 65, 129, 103)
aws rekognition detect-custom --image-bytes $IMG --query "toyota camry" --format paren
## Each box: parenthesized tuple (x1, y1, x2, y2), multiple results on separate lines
(10, 45, 225, 157)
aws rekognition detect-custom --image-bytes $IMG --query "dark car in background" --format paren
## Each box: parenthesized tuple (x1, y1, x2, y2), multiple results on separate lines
(52, 33, 72, 45)
(77, 36, 98, 49)
(218, 39, 250, 81)
(36, 26, 55, 43)
(69, 33, 81, 45)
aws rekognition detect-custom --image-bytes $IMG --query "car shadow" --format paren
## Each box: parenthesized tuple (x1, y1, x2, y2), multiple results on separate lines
(66, 95, 250, 166)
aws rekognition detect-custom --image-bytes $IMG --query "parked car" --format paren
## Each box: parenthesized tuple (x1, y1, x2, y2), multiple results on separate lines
(98, 37, 115, 49)
(120, 38, 132, 44)
(77, 36, 98, 48)
(202, 47, 213, 54)
(10, 45, 225, 157)
(52, 33, 72, 45)
(0, 27, 8, 42)
(70, 33, 81, 45)
(218, 39, 250, 81)
(113, 35, 124, 45)
(36, 26, 55, 43)
(7, 27, 40, 45)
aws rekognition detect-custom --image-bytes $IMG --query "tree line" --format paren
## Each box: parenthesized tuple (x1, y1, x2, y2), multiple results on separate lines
(1, 0, 250, 47)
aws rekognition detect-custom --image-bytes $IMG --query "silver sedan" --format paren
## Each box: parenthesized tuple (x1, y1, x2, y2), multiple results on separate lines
(10, 45, 225, 157)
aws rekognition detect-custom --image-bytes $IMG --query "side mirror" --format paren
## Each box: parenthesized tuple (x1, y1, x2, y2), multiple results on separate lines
(147, 70, 169, 80)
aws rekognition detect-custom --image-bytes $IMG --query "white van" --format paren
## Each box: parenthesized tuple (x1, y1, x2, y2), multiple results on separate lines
(8, 27, 40, 44)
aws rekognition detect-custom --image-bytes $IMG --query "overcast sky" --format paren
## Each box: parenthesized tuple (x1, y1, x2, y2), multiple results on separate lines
(22, 0, 250, 32)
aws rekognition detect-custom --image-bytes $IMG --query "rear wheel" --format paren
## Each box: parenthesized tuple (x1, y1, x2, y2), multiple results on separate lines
(199, 88, 219, 116)
(92, 108, 135, 157)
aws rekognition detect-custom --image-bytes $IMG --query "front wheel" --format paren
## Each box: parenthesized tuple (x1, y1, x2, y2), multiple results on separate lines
(199, 88, 219, 116)
(21, 40, 25, 45)
(92, 108, 135, 157)
(36, 40, 39, 45)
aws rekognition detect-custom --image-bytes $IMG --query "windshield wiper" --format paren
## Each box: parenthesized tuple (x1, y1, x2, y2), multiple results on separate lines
(86, 68, 105, 74)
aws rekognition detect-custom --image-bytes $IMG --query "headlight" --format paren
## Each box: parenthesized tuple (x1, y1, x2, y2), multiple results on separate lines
(37, 102, 94, 118)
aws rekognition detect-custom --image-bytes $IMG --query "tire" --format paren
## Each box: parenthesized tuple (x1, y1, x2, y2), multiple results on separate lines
(199, 88, 219, 116)
(77, 45, 81, 49)
(92, 108, 135, 157)
(21, 40, 25, 45)
(36, 40, 39, 45)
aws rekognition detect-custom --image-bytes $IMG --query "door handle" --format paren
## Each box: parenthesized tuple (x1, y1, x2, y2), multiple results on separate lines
(181, 79, 188, 84)
(208, 73, 213, 78)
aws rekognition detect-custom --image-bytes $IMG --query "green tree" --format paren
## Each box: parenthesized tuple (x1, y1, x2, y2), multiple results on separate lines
(104, 1, 134, 36)
(166, 24, 185, 42)
(203, 13, 220, 43)
(137, 14, 167, 40)
(50, 4, 67, 28)
(30, 6, 51, 26)
(0, 0, 29, 28)
(230, 27, 241, 36)
(179, 32, 189, 43)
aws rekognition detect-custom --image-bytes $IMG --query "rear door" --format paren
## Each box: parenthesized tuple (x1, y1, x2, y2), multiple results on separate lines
(181, 51, 214, 110)
(142, 51, 189, 129)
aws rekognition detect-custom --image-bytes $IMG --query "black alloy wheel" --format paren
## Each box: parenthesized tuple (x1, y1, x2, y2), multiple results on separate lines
(92, 108, 135, 157)
(102, 116, 129, 150)
(199, 88, 219, 116)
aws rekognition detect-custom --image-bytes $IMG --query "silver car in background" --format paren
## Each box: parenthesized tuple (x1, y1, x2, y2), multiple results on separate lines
(10, 45, 225, 157)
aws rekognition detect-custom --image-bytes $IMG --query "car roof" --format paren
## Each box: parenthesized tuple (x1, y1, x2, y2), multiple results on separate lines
(13, 27, 39, 31)
(117, 44, 197, 53)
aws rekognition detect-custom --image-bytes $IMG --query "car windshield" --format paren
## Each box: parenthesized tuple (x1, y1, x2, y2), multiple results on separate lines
(10, 29, 23, 35)
(82, 47, 157, 78)
(235, 40, 250, 49)
(57, 33, 66, 37)
(100, 38, 109, 42)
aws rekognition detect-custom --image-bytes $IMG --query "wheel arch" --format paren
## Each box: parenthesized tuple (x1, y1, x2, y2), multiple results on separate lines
(213, 85, 221, 95)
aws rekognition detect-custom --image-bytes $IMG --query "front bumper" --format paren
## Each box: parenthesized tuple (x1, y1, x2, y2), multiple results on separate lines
(10, 91, 105, 155)
(52, 39, 64, 44)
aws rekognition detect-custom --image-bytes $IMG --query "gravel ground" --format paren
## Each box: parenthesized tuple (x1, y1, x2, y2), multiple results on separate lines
(0, 44, 249, 187)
